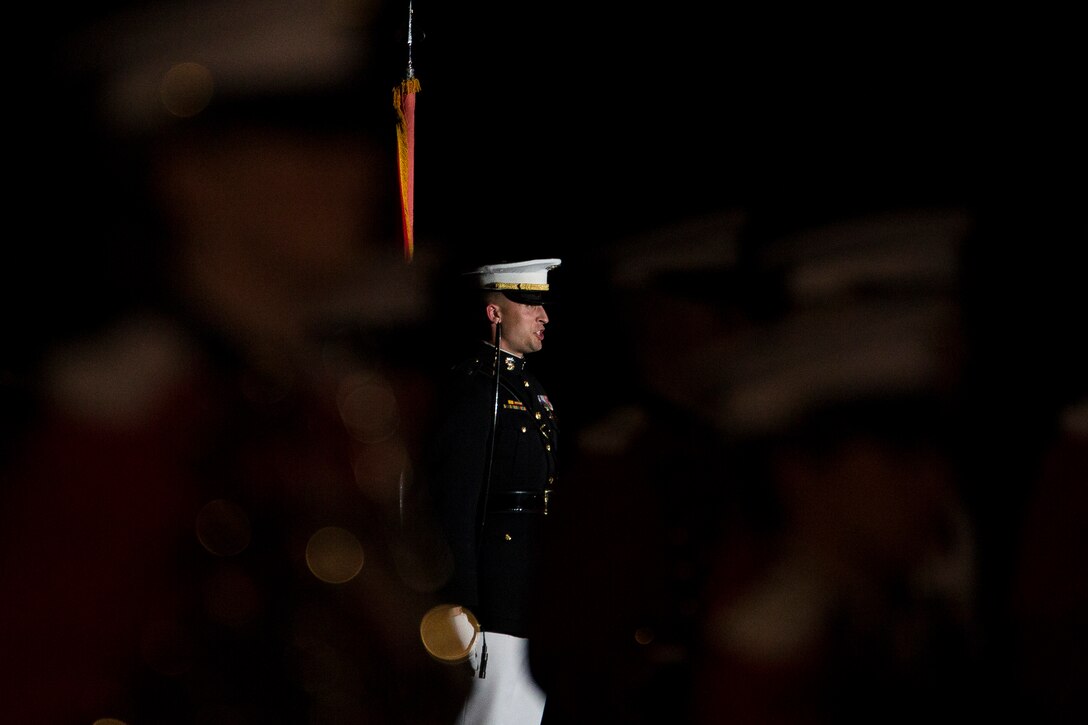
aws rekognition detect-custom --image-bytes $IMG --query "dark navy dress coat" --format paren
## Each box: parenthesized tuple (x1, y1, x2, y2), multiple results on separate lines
(427, 340, 559, 637)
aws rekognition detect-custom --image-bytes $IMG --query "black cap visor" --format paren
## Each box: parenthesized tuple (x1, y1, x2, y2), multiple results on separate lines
(501, 290, 553, 305)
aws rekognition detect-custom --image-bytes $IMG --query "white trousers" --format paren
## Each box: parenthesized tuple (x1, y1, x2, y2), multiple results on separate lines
(457, 632, 546, 725)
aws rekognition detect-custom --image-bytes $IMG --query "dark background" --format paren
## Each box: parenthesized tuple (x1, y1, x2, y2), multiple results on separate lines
(12, 2, 1086, 318)
(407, 0, 1088, 419)
(8, 0, 1085, 467)
(413, 2, 1085, 247)
(3, 3, 1085, 721)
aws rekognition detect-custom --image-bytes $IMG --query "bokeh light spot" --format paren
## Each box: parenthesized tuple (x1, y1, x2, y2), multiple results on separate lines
(338, 375, 399, 442)
(419, 603, 479, 664)
(634, 627, 655, 645)
(306, 526, 364, 584)
(195, 498, 251, 556)
(160, 62, 214, 118)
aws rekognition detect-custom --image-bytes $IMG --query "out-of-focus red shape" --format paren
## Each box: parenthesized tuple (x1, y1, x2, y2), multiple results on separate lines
(393, 75, 418, 263)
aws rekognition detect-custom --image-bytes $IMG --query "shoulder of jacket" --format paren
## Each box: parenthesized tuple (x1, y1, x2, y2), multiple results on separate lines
(451, 355, 491, 377)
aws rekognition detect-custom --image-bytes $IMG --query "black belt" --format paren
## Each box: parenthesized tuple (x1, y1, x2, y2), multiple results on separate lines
(486, 490, 552, 515)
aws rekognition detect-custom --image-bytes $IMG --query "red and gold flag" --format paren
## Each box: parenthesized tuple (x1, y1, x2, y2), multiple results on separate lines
(393, 2, 418, 263)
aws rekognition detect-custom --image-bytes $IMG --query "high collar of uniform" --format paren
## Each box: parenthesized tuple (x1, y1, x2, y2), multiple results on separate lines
(479, 341, 527, 375)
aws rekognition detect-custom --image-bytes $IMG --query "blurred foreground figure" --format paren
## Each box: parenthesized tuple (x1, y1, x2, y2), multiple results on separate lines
(1, 1, 464, 722)
(530, 212, 760, 723)
(1008, 397, 1088, 723)
(532, 208, 984, 723)
(693, 208, 981, 723)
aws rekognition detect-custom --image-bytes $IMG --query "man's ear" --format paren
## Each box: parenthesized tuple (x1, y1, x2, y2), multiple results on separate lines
(486, 303, 501, 324)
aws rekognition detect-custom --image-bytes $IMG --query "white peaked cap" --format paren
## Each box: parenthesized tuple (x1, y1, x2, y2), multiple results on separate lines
(465, 258, 561, 304)
(467, 259, 562, 292)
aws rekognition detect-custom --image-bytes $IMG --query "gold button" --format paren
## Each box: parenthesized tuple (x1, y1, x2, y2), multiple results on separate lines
(546, 444, 551, 451)
(548, 476, 554, 484)
(520, 425, 527, 433)
(535, 412, 542, 420)
(523, 381, 530, 387)
(504, 533, 512, 541)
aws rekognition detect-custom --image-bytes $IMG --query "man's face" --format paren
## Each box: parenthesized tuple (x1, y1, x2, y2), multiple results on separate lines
(491, 294, 549, 357)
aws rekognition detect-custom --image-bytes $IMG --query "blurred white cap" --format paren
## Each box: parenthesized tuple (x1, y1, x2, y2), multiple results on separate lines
(719, 208, 972, 436)
(608, 210, 744, 289)
(67, 0, 386, 132)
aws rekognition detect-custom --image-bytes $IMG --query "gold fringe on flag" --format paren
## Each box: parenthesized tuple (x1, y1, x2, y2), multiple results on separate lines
(394, 76, 419, 263)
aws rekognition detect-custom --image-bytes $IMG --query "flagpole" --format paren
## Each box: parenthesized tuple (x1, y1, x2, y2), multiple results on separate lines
(405, 1, 414, 81)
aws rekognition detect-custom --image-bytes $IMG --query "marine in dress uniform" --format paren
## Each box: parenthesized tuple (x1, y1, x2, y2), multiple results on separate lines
(426, 259, 561, 725)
